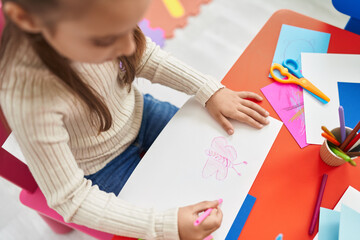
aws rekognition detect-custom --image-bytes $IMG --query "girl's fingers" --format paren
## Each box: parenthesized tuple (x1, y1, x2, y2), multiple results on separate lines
(202, 208, 223, 231)
(232, 111, 264, 129)
(236, 105, 269, 126)
(192, 201, 223, 234)
(240, 99, 269, 117)
(192, 200, 220, 214)
(237, 91, 263, 101)
(206, 88, 270, 131)
(215, 113, 234, 135)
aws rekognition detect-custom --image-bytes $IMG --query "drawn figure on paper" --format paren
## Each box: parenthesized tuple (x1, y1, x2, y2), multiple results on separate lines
(280, 39, 313, 137)
(282, 39, 315, 64)
(280, 84, 306, 136)
(202, 137, 247, 181)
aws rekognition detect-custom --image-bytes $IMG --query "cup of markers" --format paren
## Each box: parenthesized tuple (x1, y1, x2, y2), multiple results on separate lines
(320, 125, 359, 167)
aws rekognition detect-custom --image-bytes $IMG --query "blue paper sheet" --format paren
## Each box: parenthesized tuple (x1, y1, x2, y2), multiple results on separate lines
(338, 82, 360, 129)
(225, 194, 256, 240)
(270, 24, 330, 78)
(339, 204, 360, 240)
(319, 207, 340, 240)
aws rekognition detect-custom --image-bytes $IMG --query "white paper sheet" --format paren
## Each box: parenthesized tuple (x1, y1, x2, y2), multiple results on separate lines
(2, 132, 26, 164)
(314, 186, 360, 240)
(118, 97, 282, 239)
(302, 53, 360, 145)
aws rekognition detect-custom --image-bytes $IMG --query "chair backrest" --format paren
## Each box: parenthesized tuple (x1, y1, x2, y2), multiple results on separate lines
(0, 108, 38, 192)
(332, 0, 360, 35)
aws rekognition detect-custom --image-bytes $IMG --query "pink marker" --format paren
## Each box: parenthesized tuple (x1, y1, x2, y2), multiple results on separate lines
(194, 199, 223, 226)
(203, 235, 214, 240)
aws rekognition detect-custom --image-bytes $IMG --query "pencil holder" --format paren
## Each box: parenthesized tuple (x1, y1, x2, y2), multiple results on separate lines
(320, 127, 354, 166)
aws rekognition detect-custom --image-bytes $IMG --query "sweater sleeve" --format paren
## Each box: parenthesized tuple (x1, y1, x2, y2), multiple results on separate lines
(0, 73, 179, 240)
(136, 37, 224, 106)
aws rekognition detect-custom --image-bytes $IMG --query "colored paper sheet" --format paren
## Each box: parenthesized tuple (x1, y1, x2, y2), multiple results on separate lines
(118, 98, 282, 239)
(270, 24, 330, 78)
(339, 204, 360, 240)
(318, 207, 340, 240)
(261, 82, 308, 148)
(302, 53, 360, 144)
(2, 132, 26, 163)
(338, 82, 360, 129)
(225, 194, 256, 239)
(314, 186, 360, 240)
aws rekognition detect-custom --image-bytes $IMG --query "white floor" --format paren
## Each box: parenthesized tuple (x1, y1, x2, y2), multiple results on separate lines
(0, 0, 349, 239)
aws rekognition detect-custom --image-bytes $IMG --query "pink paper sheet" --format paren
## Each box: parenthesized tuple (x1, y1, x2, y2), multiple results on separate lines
(261, 82, 308, 148)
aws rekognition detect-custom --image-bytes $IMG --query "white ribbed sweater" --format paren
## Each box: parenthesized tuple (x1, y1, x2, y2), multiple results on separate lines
(0, 38, 223, 239)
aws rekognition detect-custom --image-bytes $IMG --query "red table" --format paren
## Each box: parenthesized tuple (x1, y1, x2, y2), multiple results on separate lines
(221, 9, 360, 240)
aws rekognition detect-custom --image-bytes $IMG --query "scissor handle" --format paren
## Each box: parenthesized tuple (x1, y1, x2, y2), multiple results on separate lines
(270, 63, 301, 84)
(270, 63, 330, 103)
(282, 59, 304, 79)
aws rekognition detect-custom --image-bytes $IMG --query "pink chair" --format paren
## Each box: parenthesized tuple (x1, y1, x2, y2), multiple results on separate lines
(0, 106, 140, 240)
(0, 111, 135, 239)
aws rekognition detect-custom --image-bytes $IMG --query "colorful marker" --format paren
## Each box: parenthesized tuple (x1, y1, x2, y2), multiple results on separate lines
(329, 145, 357, 166)
(344, 133, 360, 152)
(194, 199, 223, 226)
(340, 120, 360, 150)
(351, 143, 360, 152)
(339, 106, 346, 143)
(321, 126, 336, 139)
(309, 174, 328, 235)
(203, 235, 214, 240)
(346, 152, 360, 157)
(349, 137, 360, 152)
(321, 132, 340, 146)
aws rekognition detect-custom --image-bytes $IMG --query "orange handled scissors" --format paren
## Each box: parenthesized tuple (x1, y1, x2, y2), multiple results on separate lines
(269, 59, 330, 103)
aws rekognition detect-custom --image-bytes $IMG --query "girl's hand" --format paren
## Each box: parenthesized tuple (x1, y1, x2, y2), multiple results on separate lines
(178, 200, 223, 240)
(205, 88, 270, 135)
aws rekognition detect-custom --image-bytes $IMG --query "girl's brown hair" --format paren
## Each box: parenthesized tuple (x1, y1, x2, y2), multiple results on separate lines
(0, 0, 146, 132)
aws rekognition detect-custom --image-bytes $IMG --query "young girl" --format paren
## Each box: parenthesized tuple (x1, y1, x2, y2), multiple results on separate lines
(0, 0, 269, 239)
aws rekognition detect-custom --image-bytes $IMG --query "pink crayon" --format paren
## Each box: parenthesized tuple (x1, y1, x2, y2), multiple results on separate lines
(194, 199, 223, 226)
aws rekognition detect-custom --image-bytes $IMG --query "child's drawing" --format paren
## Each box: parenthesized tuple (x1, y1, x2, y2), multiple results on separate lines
(282, 39, 315, 65)
(261, 82, 309, 148)
(202, 137, 247, 181)
(280, 84, 306, 136)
